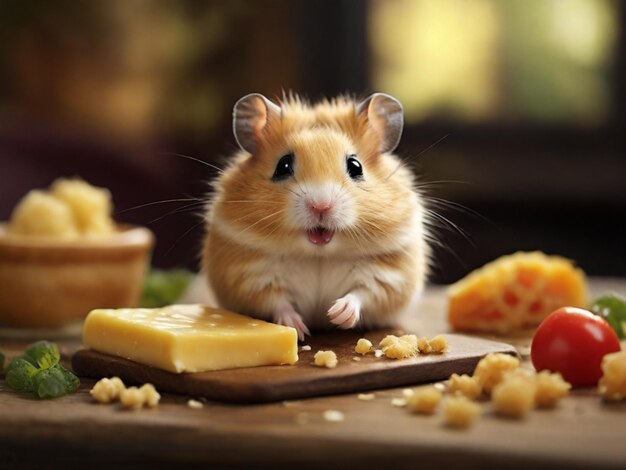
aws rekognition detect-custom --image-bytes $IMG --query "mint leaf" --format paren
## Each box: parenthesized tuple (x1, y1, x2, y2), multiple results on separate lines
(5, 357, 39, 392)
(56, 364, 80, 392)
(33, 368, 66, 399)
(5, 341, 79, 399)
(23, 340, 60, 369)
(33, 365, 79, 399)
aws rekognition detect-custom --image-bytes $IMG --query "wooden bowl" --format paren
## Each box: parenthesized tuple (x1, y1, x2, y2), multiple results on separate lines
(0, 223, 154, 328)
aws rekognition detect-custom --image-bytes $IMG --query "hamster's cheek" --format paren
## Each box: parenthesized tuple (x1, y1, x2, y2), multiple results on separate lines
(285, 194, 307, 230)
(332, 189, 358, 230)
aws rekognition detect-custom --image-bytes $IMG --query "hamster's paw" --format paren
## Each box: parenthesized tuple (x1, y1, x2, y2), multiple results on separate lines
(327, 293, 361, 329)
(273, 303, 310, 341)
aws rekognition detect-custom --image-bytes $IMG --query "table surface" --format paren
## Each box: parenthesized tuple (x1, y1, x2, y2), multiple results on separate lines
(1, 278, 625, 469)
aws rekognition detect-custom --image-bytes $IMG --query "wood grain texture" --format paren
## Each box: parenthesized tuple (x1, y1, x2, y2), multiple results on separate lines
(1, 280, 626, 469)
(71, 331, 517, 403)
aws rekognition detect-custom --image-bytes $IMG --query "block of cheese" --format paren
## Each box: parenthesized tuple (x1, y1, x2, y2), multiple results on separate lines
(83, 304, 298, 373)
(448, 251, 588, 334)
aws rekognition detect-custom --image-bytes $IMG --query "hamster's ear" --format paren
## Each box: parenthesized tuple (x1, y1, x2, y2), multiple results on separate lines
(233, 93, 281, 154)
(357, 93, 404, 153)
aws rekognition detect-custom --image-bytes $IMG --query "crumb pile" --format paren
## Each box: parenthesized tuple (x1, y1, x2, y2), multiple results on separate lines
(90, 377, 160, 409)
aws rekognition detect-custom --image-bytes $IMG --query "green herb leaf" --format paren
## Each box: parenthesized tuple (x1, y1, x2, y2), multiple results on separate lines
(141, 269, 194, 308)
(0, 351, 4, 373)
(590, 292, 626, 339)
(5, 357, 39, 392)
(23, 340, 60, 369)
(33, 365, 80, 399)
(56, 364, 80, 392)
(4, 341, 79, 399)
(33, 368, 66, 399)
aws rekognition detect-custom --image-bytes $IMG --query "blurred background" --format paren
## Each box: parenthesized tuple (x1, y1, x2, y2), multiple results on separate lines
(0, 0, 624, 283)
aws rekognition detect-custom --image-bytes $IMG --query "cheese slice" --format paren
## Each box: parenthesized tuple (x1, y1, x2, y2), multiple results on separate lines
(82, 304, 298, 373)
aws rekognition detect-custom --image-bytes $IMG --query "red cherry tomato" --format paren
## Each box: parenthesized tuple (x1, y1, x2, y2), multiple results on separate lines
(531, 306, 621, 386)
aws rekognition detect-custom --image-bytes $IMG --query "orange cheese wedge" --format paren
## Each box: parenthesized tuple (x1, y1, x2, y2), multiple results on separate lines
(447, 252, 588, 334)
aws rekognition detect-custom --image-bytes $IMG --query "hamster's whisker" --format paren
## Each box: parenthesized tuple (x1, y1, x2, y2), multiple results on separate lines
(300, 180, 312, 198)
(229, 207, 286, 225)
(358, 222, 386, 237)
(256, 220, 284, 243)
(424, 209, 475, 247)
(164, 219, 206, 257)
(115, 197, 203, 215)
(236, 209, 286, 236)
(425, 196, 499, 230)
(355, 216, 385, 232)
(361, 180, 410, 193)
(162, 152, 224, 174)
(426, 234, 471, 272)
(290, 176, 308, 197)
(145, 201, 206, 225)
(415, 180, 470, 189)
(284, 185, 303, 198)
(381, 134, 450, 184)
(355, 184, 374, 193)
(352, 224, 374, 246)
(222, 200, 283, 205)
(380, 161, 408, 184)
(343, 225, 368, 254)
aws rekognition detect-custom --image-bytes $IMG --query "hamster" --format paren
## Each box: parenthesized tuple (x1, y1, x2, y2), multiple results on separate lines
(202, 92, 430, 340)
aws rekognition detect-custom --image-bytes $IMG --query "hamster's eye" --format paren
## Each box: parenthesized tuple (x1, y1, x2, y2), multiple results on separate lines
(346, 155, 363, 181)
(272, 153, 294, 181)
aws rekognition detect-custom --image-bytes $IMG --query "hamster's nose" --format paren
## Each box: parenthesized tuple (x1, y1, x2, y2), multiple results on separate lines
(309, 201, 332, 220)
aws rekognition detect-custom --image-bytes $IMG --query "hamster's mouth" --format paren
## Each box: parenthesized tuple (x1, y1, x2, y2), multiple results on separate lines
(307, 226, 335, 246)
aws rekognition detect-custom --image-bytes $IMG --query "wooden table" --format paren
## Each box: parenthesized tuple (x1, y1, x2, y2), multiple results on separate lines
(1, 278, 625, 469)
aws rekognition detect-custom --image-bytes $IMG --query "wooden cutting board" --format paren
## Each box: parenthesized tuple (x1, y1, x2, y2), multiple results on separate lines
(71, 329, 517, 404)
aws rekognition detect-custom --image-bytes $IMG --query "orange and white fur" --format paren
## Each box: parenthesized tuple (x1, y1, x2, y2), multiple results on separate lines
(202, 93, 429, 340)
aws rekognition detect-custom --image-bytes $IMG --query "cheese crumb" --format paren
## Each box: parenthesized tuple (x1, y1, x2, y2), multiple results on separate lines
(187, 399, 204, 409)
(534, 371, 570, 407)
(357, 393, 375, 401)
(473, 353, 520, 393)
(120, 383, 160, 409)
(443, 396, 481, 428)
(352, 356, 361, 362)
(391, 397, 407, 407)
(599, 350, 626, 400)
(300, 345, 312, 352)
(448, 373, 482, 400)
(417, 337, 432, 353)
(402, 388, 414, 397)
(379, 334, 418, 359)
(282, 400, 302, 407)
(374, 349, 384, 358)
(428, 335, 448, 353)
(323, 410, 345, 422)
(90, 377, 126, 404)
(120, 387, 145, 409)
(355, 338, 373, 355)
(406, 386, 442, 414)
(491, 370, 536, 418)
(314, 350, 338, 368)
(140, 384, 161, 408)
